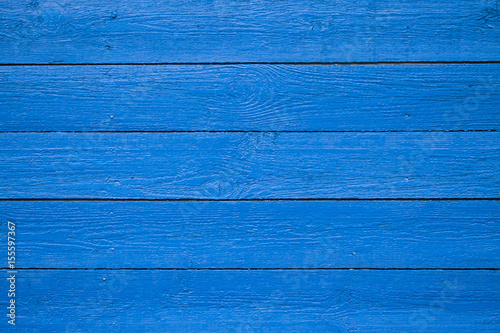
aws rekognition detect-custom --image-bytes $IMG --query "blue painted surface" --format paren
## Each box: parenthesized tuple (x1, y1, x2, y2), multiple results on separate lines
(1, 270, 499, 332)
(1, 132, 498, 199)
(0, 64, 499, 132)
(1, 201, 499, 269)
(1, 0, 500, 63)
(0, 0, 499, 332)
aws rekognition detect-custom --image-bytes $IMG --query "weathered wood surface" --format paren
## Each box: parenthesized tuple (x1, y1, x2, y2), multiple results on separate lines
(1, 270, 498, 332)
(1, 64, 499, 132)
(0, 132, 498, 199)
(1, 0, 500, 331)
(1, 200, 498, 269)
(1, 0, 499, 63)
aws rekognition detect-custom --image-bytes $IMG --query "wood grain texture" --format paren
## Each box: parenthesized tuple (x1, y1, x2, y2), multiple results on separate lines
(1, 270, 497, 332)
(1, 0, 500, 63)
(2, 0, 500, 331)
(1, 64, 499, 131)
(0, 132, 498, 199)
(1, 200, 498, 269)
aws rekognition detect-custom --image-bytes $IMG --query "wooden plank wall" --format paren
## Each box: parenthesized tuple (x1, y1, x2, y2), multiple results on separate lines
(0, 0, 499, 331)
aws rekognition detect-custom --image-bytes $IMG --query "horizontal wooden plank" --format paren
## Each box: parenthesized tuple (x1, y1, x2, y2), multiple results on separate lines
(2, 201, 499, 269)
(2, 270, 498, 331)
(1, 0, 499, 63)
(1, 64, 499, 131)
(0, 132, 498, 199)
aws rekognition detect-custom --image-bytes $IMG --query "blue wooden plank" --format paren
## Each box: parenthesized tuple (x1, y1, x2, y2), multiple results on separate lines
(0, 64, 499, 131)
(0, 132, 498, 199)
(1, 270, 498, 332)
(1, 200, 498, 269)
(1, 0, 499, 63)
